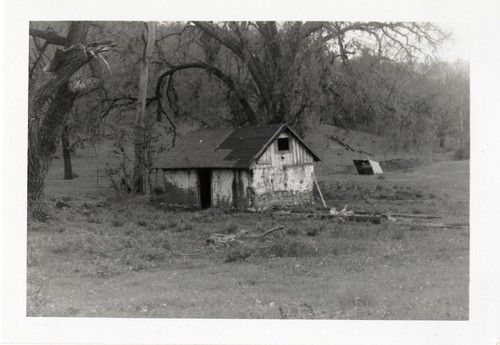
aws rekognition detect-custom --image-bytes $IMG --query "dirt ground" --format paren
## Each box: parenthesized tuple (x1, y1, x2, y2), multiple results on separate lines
(27, 147, 469, 320)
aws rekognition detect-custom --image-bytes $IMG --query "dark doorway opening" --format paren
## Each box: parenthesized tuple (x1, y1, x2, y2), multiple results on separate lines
(199, 169, 211, 209)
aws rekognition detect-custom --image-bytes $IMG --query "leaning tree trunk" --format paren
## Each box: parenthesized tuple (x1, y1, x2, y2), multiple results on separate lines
(29, 80, 77, 205)
(28, 22, 89, 209)
(61, 124, 73, 179)
(28, 21, 109, 209)
(132, 22, 156, 194)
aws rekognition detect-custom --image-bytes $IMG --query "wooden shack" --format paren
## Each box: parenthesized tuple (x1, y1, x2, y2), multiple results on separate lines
(150, 124, 321, 209)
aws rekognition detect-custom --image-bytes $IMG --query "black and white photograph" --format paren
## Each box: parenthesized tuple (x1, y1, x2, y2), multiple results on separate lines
(2, 0, 500, 344)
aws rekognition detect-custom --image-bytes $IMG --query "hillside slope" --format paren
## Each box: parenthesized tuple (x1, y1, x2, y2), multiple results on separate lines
(304, 124, 417, 176)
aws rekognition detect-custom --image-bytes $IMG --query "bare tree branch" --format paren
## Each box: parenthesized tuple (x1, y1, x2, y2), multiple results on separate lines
(29, 40, 49, 79)
(155, 62, 257, 125)
(29, 28, 67, 46)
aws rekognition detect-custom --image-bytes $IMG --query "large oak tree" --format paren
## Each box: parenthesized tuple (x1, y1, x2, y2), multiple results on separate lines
(28, 21, 115, 211)
(155, 22, 447, 128)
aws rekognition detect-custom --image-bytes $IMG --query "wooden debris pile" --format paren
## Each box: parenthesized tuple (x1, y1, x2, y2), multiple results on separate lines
(273, 206, 468, 229)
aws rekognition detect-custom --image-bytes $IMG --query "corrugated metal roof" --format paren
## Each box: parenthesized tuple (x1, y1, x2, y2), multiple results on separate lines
(152, 124, 320, 170)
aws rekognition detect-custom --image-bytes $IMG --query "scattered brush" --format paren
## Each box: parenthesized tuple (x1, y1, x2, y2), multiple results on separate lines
(223, 244, 254, 262)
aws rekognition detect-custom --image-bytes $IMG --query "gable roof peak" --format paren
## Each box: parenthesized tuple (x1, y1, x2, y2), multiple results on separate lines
(152, 123, 320, 170)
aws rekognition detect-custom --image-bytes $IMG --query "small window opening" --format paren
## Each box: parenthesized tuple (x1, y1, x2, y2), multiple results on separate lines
(277, 137, 289, 151)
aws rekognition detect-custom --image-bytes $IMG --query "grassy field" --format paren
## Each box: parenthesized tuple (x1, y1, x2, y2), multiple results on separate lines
(27, 137, 469, 320)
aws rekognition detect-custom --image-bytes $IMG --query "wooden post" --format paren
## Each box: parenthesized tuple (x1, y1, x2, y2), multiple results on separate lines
(96, 166, 99, 187)
(312, 172, 327, 208)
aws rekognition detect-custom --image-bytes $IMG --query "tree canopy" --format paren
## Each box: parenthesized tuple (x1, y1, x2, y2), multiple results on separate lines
(27, 20, 468, 205)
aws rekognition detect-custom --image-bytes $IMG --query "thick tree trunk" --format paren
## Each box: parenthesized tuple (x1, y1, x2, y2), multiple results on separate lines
(28, 82, 76, 204)
(132, 22, 156, 194)
(28, 22, 96, 208)
(61, 124, 73, 179)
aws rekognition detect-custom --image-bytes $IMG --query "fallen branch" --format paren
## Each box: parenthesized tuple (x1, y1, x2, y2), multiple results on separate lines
(274, 212, 385, 223)
(251, 226, 285, 238)
(387, 213, 440, 219)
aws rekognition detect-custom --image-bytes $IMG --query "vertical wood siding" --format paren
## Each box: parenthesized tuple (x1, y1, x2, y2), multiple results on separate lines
(159, 169, 199, 207)
(211, 169, 234, 206)
(212, 169, 251, 208)
(255, 132, 314, 167)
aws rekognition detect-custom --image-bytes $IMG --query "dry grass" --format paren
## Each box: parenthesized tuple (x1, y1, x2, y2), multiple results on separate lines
(27, 141, 469, 319)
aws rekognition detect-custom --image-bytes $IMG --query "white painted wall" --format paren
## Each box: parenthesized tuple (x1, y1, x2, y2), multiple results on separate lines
(252, 164, 314, 194)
